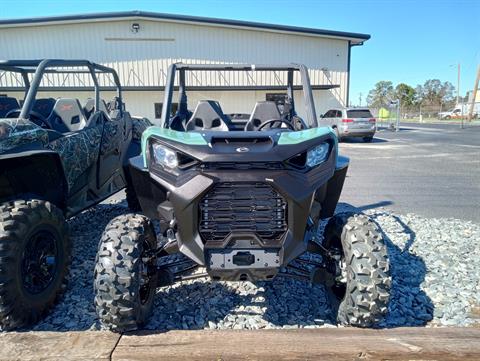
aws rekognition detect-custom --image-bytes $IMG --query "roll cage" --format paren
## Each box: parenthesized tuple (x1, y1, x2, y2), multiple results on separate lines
(160, 63, 318, 129)
(0, 59, 123, 119)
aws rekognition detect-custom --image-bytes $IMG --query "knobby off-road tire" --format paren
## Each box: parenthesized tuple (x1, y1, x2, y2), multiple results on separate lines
(0, 200, 70, 330)
(94, 214, 157, 332)
(323, 212, 390, 327)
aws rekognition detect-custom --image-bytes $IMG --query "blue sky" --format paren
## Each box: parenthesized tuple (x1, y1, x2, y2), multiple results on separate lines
(1, 0, 479, 104)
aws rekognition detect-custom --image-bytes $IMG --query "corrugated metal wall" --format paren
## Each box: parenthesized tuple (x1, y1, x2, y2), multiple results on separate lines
(0, 18, 350, 119)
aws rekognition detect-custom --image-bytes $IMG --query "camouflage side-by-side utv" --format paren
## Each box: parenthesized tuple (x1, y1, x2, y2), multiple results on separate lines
(94, 63, 391, 331)
(0, 60, 150, 329)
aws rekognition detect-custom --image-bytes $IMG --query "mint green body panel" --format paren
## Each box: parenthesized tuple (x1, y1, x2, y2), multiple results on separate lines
(277, 127, 335, 145)
(141, 126, 338, 167)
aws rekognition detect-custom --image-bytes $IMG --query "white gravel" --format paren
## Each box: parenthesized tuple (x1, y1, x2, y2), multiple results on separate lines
(16, 200, 479, 331)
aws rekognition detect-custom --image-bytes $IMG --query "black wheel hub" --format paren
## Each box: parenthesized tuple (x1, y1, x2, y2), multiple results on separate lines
(139, 241, 155, 305)
(21, 230, 58, 295)
(324, 245, 347, 300)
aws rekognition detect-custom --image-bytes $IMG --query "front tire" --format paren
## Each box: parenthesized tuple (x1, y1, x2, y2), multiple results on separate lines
(94, 214, 157, 332)
(0, 200, 70, 330)
(323, 212, 390, 327)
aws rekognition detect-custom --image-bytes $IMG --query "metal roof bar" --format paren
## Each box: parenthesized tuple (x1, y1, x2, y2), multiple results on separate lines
(174, 63, 305, 71)
(0, 59, 123, 118)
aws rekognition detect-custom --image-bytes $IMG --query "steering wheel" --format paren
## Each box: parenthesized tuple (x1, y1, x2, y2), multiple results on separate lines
(258, 119, 295, 131)
(5, 109, 52, 129)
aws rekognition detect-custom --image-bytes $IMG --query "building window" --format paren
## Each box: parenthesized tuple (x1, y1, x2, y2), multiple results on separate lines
(154, 103, 162, 119)
(266, 93, 287, 106)
(154, 102, 179, 119)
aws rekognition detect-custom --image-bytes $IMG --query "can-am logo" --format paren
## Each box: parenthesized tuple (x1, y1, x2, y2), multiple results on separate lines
(236, 147, 250, 153)
(60, 104, 74, 111)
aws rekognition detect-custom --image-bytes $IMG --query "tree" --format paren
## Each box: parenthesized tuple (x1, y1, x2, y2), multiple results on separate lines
(440, 81, 455, 105)
(395, 83, 416, 108)
(414, 85, 424, 105)
(415, 79, 455, 105)
(367, 81, 394, 108)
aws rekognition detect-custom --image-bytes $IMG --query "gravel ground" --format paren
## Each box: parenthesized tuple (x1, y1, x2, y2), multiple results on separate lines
(3, 199, 478, 332)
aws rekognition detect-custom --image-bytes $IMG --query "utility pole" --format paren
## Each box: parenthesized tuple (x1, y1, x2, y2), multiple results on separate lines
(457, 63, 461, 105)
(359, 92, 362, 107)
(396, 100, 400, 131)
(467, 64, 480, 122)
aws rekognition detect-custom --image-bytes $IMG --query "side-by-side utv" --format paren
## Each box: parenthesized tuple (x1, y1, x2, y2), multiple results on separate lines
(94, 63, 391, 331)
(0, 60, 149, 330)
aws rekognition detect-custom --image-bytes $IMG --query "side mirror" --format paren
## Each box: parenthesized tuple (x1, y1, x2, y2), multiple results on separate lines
(319, 114, 324, 118)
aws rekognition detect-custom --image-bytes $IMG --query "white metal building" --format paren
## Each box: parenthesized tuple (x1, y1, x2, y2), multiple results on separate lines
(0, 11, 370, 121)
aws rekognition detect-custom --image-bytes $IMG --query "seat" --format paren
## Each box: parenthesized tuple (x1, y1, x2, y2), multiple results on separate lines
(99, 99, 109, 114)
(83, 98, 95, 119)
(47, 98, 87, 133)
(32, 98, 56, 119)
(170, 110, 193, 131)
(0, 97, 20, 118)
(245, 101, 282, 131)
(84, 98, 110, 119)
(185, 100, 231, 131)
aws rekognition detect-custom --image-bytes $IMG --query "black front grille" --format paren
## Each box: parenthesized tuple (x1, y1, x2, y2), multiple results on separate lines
(199, 182, 287, 244)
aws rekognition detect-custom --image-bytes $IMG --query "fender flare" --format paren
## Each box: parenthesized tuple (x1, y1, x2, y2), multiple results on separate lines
(0, 150, 69, 211)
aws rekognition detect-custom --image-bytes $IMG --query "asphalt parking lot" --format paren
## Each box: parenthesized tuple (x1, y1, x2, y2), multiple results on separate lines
(339, 122, 480, 223)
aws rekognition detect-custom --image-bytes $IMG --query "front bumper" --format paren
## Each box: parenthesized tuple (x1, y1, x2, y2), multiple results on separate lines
(339, 124, 375, 138)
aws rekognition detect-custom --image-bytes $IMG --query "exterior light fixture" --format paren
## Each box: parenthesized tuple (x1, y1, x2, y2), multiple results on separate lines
(131, 23, 140, 33)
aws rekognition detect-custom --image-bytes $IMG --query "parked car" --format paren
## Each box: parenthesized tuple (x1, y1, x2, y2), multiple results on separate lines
(0, 59, 150, 330)
(319, 107, 376, 142)
(93, 63, 391, 332)
(438, 103, 479, 120)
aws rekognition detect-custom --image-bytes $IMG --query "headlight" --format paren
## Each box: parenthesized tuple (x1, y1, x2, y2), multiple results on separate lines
(306, 143, 330, 167)
(151, 142, 178, 169)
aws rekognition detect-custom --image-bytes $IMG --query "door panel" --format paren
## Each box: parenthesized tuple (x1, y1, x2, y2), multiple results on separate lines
(97, 111, 133, 188)
(47, 125, 103, 192)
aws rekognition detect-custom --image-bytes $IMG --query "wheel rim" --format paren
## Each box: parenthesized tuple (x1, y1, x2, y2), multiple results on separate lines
(21, 230, 59, 295)
(330, 254, 347, 300)
(139, 240, 154, 305)
(324, 238, 347, 300)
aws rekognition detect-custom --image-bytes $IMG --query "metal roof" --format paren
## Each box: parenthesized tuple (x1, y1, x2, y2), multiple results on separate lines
(0, 10, 370, 44)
